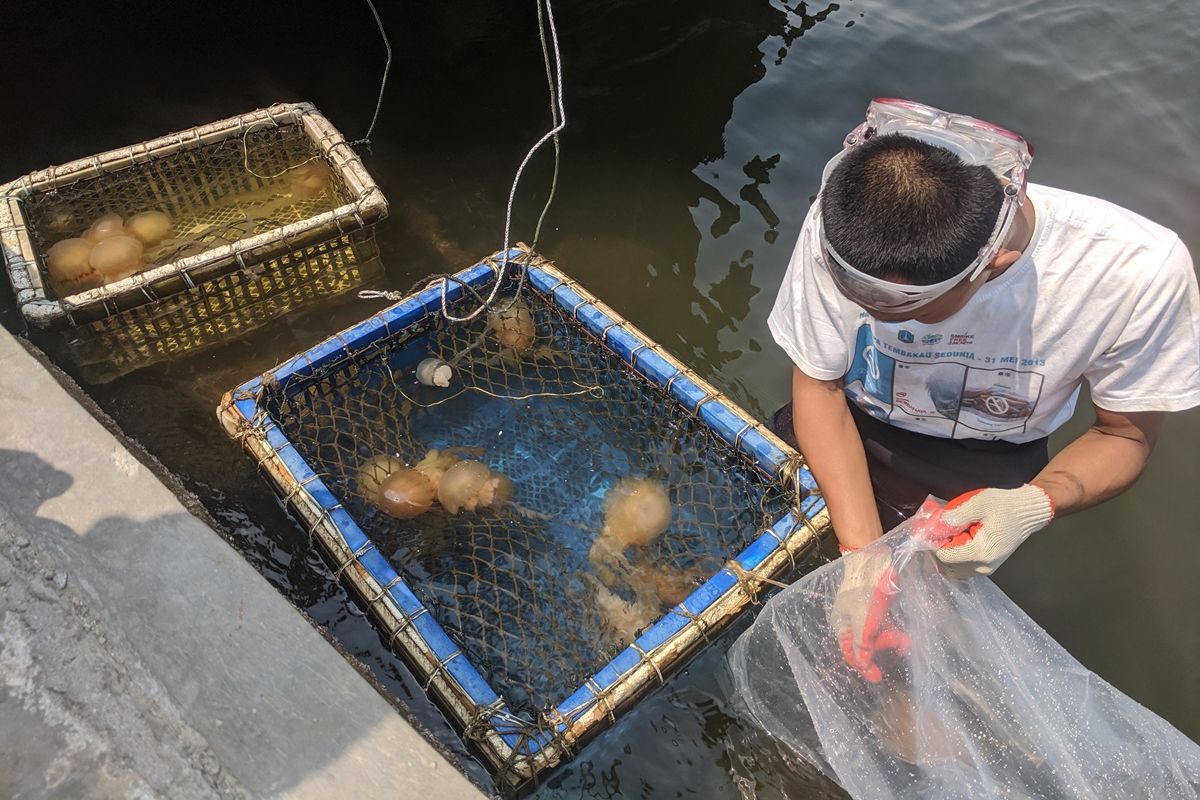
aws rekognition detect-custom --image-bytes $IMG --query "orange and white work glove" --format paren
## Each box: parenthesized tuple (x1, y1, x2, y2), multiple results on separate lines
(934, 485, 1055, 579)
(830, 546, 910, 683)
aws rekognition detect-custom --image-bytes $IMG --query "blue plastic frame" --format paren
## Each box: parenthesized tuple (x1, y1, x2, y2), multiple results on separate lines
(225, 251, 826, 765)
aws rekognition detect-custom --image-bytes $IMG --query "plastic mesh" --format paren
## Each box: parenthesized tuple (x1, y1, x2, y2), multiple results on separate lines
(59, 230, 381, 383)
(22, 122, 349, 301)
(266, 286, 791, 720)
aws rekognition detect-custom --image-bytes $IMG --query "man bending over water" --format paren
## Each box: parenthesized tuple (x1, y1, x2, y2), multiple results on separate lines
(768, 99, 1200, 681)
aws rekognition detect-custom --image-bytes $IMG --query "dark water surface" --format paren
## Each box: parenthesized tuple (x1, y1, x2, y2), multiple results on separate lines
(2, 1, 1197, 797)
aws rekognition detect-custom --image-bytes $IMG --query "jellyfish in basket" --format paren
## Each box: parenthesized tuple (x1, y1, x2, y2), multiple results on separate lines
(84, 213, 128, 243)
(584, 477, 714, 645)
(589, 477, 673, 577)
(125, 211, 173, 246)
(376, 469, 437, 519)
(356, 454, 406, 500)
(285, 160, 332, 200)
(488, 298, 537, 354)
(46, 238, 102, 293)
(89, 235, 145, 283)
(586, 573, 659, 645)
(358, 449, 517, 520)
(437, 460, 508, 514)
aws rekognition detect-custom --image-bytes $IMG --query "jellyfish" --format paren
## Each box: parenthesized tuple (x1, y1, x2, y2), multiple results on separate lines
(413, 448, 465, 494)
(600, 477, 672, 549)
(589, 577, 658, 646)
(375, 468, 436, 519)
(437, 460, 508, 514)
(487, 299, 536, 353)
(84, 213, 127, 243)
(491, 471, 514, 504)
(588, 535, 633, 586)
(589, 477, 672, 584)
(89, 235, 145, 283)
(126, 211, 173, 246)
(286, 160, 332, 200)
(45, 238, 101, 293)
(630, 561, 707, 607)
(356, 454, 405, 500)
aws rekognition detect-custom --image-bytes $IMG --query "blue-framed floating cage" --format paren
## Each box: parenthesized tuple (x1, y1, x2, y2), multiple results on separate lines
(218, 245, 830, 792)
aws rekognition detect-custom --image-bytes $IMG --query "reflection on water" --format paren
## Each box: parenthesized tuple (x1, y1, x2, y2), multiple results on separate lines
(2, 0, 1198, 796)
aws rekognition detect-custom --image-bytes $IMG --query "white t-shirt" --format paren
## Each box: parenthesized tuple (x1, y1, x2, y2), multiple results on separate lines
(768, 184, 1200, 443)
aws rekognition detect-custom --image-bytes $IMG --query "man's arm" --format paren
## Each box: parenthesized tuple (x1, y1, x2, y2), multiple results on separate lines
(789, 366, 883, 550)
(936, 404, 1164, 578)
(1031, 405, 1164, 516)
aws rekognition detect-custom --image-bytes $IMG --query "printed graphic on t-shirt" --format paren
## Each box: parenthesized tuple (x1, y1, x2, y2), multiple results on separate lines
(844, 324, 1045, 439)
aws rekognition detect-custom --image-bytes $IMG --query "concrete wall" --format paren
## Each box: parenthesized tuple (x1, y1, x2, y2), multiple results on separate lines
(0, 327, 487, 799)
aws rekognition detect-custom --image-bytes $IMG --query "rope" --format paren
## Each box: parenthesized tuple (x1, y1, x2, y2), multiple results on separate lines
(440, 0, 566, 323)
(529, 0, 563, 255)
(725, 560, 789, 605)
(358, 264, 503, 311)
(388, 372, 603, 410)
(240, 106, 323, 181)
(349, 0, 393, 148)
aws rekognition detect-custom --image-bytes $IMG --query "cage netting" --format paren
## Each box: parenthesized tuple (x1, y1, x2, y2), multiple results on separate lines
(265, 281, 795, 721)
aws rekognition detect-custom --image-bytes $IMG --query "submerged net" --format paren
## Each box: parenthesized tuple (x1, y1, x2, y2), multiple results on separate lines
(729, 500, 1200, 800)
(267, 284, 792, 719)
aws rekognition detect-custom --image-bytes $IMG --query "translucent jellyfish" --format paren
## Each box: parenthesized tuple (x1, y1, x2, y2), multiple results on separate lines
(492, 471, 514, 504)
(488, 299, 536, 353)
(89, 235, 145, 283)
(413, 448, 464, 494)
(631, 561, 706, 607)
(375, 468, 436, 519)
(437, 459, 507, 514)
(588, 535, 633, 586)
(126, 211, 173, 246)
(45, 238, 101, 293)
(84, 213, 127, 243)
(356, 454, 405, 500)
(590, 578, 658, 646)
(286, 160, 332, 200)
(600, 477, 672, 549)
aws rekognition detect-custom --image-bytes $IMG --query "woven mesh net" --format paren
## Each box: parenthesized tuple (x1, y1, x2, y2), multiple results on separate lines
(23, 122, 348, 300)
(266, 282, 791, 721)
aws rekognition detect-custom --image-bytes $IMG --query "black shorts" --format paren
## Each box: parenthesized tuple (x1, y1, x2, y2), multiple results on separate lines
(770, 401, 1050, 529)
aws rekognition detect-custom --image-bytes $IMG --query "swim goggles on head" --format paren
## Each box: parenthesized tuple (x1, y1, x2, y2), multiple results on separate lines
(814, 98, 1034, 313)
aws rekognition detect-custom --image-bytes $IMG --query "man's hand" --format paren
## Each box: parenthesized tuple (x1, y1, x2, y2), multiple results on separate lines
(934, 485, 1054, 578)
(830, 548, 910, 682)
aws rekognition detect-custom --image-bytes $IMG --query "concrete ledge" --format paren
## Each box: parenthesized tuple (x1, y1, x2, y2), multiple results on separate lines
(0, 327, 486, 799)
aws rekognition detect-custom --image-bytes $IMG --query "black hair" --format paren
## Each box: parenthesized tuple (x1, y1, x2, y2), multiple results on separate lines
(820, 134, 1005, 284)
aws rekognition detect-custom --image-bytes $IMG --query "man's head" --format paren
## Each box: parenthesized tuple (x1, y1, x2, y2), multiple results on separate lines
(820, 134, 1020, 323)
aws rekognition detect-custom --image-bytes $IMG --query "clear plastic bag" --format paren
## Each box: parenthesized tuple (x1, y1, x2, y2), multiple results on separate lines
(728, 499, 1200, 799)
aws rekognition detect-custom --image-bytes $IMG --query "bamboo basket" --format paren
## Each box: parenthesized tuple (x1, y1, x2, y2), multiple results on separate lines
(1, 102, 387, 330)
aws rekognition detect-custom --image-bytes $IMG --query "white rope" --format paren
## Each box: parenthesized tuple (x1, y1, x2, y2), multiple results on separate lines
(349, 0, 393, 148)
(440, 0, 566, 322)
(530, 0, 563, 253)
